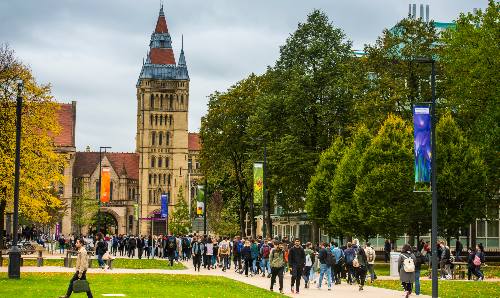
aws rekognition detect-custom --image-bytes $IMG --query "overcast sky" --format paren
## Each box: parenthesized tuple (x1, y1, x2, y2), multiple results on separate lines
(0, 0, 486, 152)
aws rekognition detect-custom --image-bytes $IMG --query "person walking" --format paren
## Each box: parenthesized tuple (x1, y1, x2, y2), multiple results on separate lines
(269, 242, 285, 294)
(95, 233, 107, 269)
(439, 241, 451, 279)
(260, 241, 272, 277)
(111, 235, 118, 256)
(414, 246, 426, 296)
(331, 242, 344, 284)
(344, 242, 356, 284)
(384, 239, 391, 263)
(218, 237, 230, 271)
(250, 240, 259, 274)
(288, 238, 305, 294)
(316, 242, 332, 291)
(59, 235, 66, 254)
(241, 240, 252, 276)
(166, 234, 177, 266)
(192, 237, 204, 272)
(59, 238, 93, 298)
(398, 244, 416, 298)
(205, 238, 214, 270)
(455, 239, 463, 261)
(233, 236, 242, 272)
(355, 246, 368, 291)
(474, 243, 485, 281)
(128, 236, 136, 258)
(137, 236, 144, 259)
(364, 242, 377, 283)
(303, 242, 314, 288)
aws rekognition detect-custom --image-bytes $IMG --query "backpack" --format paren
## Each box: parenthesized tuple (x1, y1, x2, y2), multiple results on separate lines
(366, 247, 375, 262)
(402, 254, 415, 273)
(220, 242, 229, 253)
(262, 245, 270, 258)
(168, 237, 176, 249)
(326, 250, 336, 266)
(352, 253, 360, 268)
(182, 238, 189, 249)
(305, 253, 312, 267)
(473, 255, 481, 266)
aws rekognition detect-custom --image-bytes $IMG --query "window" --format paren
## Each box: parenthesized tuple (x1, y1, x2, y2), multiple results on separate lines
(110, 181, 113, 200)
(128, 215, 134, 234)
(196, 161, 200, 169)
(154, 174, 157, 185)
(163, 174, 166, 184)
(181, 95, 184, 104)
(166, 132, 170, 145)
(149, 174, 152, 185)
(150, 94, 154, 109)
(169, 95, 173, 108)
(160, 94, 163, 107)
(179, 167, 182, 176)
(151, 132, 156, 146)
(188, 158, 192, 172)
(168, 174, 171, 186)
(151, 156, 155, 168)
(150, 115, 153, 125)
(160, 115, 163, 125)
(128, 188, 131, 200)
(149, 190, 152, 204)
(159, 132, 163, 146)
(169, 115, 172, 125)
(166, 157, 169, 168)
(476, 219, 500, 250)
(158, 157, 163, 168)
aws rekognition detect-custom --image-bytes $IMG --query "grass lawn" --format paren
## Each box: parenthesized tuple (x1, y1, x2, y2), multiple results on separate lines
(373, 263, 500, 279)
(371, 279, 500, 298)
(3, 258, 186, 270)
(0, 273, 283, 298)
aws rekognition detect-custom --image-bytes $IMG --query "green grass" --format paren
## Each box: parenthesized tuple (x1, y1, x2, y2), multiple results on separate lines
(0, 273, 283, 298)
(2, 258, 186, 270)
(371, 279, 500, 298)
(373, 263, 500, 279)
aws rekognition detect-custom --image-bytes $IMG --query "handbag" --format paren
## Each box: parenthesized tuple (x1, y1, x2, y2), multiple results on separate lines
(73, 279, 90, 293)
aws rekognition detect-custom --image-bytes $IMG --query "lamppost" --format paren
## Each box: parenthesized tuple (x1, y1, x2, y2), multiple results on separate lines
(8, 79, 23, 279)
(415, 57, 437, 298)
(97, 146, 111, 234)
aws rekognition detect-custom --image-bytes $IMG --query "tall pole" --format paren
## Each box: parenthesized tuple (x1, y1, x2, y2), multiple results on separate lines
(262, 143, 267, 238)
(203, 178, 207, 235)
(97, 146, 111, 235)
(430, 60, 438, 298)
(8, 80, 23, 279)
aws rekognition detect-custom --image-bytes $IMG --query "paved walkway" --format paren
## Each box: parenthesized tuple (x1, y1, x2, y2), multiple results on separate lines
(1, 261, 431, 298)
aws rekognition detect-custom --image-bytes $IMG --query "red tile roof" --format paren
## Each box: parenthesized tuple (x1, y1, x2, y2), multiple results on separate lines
(150, 48, 176, 65)
(155, 14, 169, 33)
(188, 133, 201, 151)
(54, 103, 75, 147)
(73, 152, 139, 180)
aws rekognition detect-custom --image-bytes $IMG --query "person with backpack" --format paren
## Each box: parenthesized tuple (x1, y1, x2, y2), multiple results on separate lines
(166, 234, 177, 266)
(111, 235, 118, 256)
(344, 242, 356, 284)
(191, 237, 204, 272)
(317, 242, 332, 290)
(474, 243, 485, 281)
(128, 236, 136, 258)
(233, 236, 242, 272)
(269, 242, 285, 294)
(250, 240, 259, 274)
(413, 246, 426, 296)
(95, 233, 108, 269)
(288, 238, 305, 294)
(303, 242, 314, 288)
(260, 241, 272, 277)
(398, 244, 417, 298)
(439, 241, 452, 279)
(355, 245, 368, 291)
(241, 240, 252, 276)
(181, 236, 190, 261)
(218, 237, 230, 271)
(331, 242, 344, 284)
(205, 238, 214, 270)
(364, 242, 377, 283)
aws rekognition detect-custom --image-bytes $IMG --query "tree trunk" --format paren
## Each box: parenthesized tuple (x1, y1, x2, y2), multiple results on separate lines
(239, 189, 245, 238)
(266, 190, 272, 239)
(0, 198, 5, 249)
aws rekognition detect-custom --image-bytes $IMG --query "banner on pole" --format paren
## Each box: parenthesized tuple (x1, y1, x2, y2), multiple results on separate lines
(100, 167, 111, 203)
(196, 201, 204, 216)
(196, 185, 204, 202)
(413, 105, 432, 183)
(253, 162, 263, 204)
(161, 194, 168, 218)
(134, 204, 139, 220)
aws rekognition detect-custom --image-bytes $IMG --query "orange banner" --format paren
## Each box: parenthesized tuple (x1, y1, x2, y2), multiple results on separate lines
(100, 167, 111, 203)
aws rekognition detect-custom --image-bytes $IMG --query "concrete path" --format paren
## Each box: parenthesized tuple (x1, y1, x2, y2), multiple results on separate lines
(1, 261, 431, 298)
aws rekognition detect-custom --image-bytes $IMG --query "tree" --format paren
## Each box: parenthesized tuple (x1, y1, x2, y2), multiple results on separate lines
(0, 44, 66, 246)
(71, 182, 98, 236)
(436, 113, 488, 239)
(440, 1, 499, 201)
(169, 186, 190, 236)
(306, 137, 344, 234)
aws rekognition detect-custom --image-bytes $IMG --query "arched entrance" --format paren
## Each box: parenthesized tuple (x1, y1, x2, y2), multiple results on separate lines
(90, 212, 119, 235)
(150, 209, 167, 236)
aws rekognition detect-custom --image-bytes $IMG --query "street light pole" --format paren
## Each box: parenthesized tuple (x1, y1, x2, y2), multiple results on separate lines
(97, 146, 111, 235)
(8, 80, 23, 279)
(203, 178, 207, 235)
(429, 60, 438, 298)
(262, 142, 267, 238)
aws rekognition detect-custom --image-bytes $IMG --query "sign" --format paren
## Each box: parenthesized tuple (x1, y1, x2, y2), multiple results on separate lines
(413, 105, 432, 183)
(192, 217, 205, 231)
(253, 162, 264, 204)
(161, 193, 168, 218)
(100, 167, 111, 203)
(196, 201, 204, 216)
(134, 204, 139, 220)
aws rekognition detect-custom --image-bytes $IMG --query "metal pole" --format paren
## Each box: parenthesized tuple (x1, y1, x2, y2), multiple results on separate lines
(262, 143, 267, 238)
(97, 147, 111, 235)
(8, 80, 23, 279)
(203, 179, 207, 235)
(430, 60, 438, 298)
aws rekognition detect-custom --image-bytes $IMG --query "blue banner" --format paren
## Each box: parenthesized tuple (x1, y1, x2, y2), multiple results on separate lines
(161, 194, 168, 218)
(413, 105, 432, 183)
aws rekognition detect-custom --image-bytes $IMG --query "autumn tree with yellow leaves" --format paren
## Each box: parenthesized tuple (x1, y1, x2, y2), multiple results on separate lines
(0, 44, 66, 245)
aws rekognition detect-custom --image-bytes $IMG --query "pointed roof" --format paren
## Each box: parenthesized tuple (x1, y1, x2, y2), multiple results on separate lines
(149, 6, 175, 65)
(73, 152, 139, 180)
(178, 35, 187, 67)
(154, 5, 169, 34)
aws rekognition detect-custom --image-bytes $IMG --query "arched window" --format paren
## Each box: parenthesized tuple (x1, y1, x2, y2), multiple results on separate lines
(160, 94, 164, 108)
(150, 115, 153, 125)
(163, 174, 166, 184)
(181, 94, 184, 104)
(165, 157, 169, 168)
(150, 94, 154, 109)
(149, 190, 152, 204)
(151, 156, 156, 168)
(155, 115, 158, 126)
(166, 132, 170, 145)
(151, 131, 156, 145)
(160, 115, 163, 125)
(168, 174, 171, 187)
(159, 132, 163, 146)
(158, 157, 163, 168)
(169, 115, 172, 126)
(110, 181, 113, 200)
(154, 174, 157, 185)
(149, 174, 152, 185)
(169, 95, 173, 108)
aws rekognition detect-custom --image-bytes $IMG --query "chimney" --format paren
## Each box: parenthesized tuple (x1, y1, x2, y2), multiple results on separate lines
(426, 5, 430, 22)
(412, 4, 417, 19)
(420, 4, 424, 20)
(409, 4, 412, 18)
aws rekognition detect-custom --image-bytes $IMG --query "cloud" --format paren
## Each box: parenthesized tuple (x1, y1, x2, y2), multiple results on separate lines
(0, 0, 485, 151)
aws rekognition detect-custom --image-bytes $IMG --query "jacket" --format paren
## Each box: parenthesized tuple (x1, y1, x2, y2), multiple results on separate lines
(192, 242, 204, 255)
(75, 246, 89, 273)
(365, 246, 376, 265)
(398, 252, 416, 283)
(218, 241, 230, 256)
(96, 240, 107, 255)
(241, 246, 252, 260)
(318, 248, 328, 264)
(270, 248, 285, 268)
(288, 246, 305, 268)
(250, 243, 259, 259)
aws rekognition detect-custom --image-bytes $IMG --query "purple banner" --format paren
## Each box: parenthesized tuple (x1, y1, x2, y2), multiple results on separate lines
(161, 193, 168, 218)
(413, 105, 432, 183)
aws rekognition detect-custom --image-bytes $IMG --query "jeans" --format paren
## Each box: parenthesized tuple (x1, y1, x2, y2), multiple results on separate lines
(291, 266, 303, 292)
(66, 271, 92, 298)
(193, 254, 201, 271)
(402, 281, 413, 294)
(270, 267, 284, 291)
(317, 263, 331, 288)
(261, 258, 271, 275)
(303, 266, 311, 285)
(356, 266, 367, 287)
(367, 264, 377, 281)
(220, 255, 229, 270)
(333, 263, 342, 283)
(97, 254, 105, 267)
(347, 264, 355, 283)
(243, 258, 251, 275)
(475, 266, 484, 279)
(415, 269, 421, 295)
(252, 258, 258, 273)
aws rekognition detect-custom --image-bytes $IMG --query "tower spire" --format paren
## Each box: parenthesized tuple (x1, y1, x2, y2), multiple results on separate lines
(178, 34, 187, 67)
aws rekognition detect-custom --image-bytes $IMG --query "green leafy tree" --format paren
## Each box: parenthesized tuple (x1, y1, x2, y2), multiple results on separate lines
(169, 186, 191, 236)
(436, 113, 488, 239)
(440, 1, 499, 200)
(71, 182, 98, 236)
